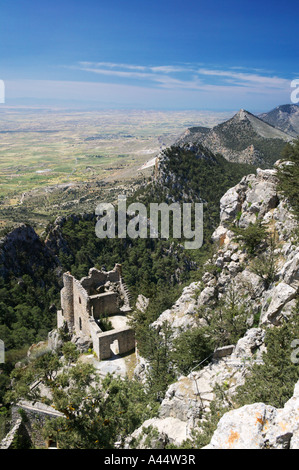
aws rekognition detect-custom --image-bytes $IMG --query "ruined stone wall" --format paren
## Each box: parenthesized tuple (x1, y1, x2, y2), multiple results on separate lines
(60, 272, 74, 329)
(58, 265, 134, 358)
(57, 309, 64, 329)
(90, 291, 120, 318)
(89, 318, 102, 348)
(80, 268, 109, 293)
(60, 272, 92, 336)
(72, 279, 91, 337)
(94, 327, 135, 360)
(10, 402, 63, 449)
(80, 266, 121, 294)
(107, 270, 121, 283)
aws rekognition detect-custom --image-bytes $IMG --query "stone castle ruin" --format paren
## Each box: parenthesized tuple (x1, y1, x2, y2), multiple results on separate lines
(57, 264, 135, 360)
(1, 265, 136, 449)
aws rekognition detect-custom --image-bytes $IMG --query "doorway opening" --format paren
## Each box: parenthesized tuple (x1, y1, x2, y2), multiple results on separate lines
(110, 339, 119, 355)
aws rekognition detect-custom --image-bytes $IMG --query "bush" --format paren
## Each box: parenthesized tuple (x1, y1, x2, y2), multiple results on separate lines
(235, 301, 299, 409)
(171, 327, 213, 376)
(277, 139, 299, 223)
(250, 234, 279, 288)
(231, 219, 267, 255)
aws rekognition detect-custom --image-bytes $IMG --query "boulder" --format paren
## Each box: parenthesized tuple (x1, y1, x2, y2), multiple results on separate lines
(47, 329, 64, 351)
(233, 328, 265, 360)
(205, 403, 279, 449)
(71, 334, 92, 353)
(219, 188, 241, 225)
(135, 294, 150, 313)
(211, 225, 228, 245)
(205, 380, 299, 449)
(125, 417, 189, 449)
(260, 282, 297, 325)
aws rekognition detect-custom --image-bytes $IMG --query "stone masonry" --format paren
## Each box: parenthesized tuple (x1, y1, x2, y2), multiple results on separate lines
(57, 264, 135, 360)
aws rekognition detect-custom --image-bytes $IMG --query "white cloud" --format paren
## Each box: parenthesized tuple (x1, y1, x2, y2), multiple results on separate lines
(5, 61, 293, 111)
(78, 61, 148, 71)
(78, 61, 190, 74)
(197, 68, 290, 90)
(77, 66, 155, 80)
(76, 62, 201, 89)
(75, 61, 292, 97)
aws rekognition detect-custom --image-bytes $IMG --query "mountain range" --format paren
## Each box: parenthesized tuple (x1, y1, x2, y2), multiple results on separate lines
(259, 103, 299, 137)
(177, 104, 298, 166)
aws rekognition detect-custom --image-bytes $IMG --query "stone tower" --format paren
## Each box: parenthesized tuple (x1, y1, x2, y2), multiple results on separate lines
(60, 272, 74, 330)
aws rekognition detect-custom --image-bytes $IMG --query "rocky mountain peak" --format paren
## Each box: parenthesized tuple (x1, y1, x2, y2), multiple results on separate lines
(176, 105, 293, 166)
(234, 108, 250, 120)
(259, 104, 299, 137)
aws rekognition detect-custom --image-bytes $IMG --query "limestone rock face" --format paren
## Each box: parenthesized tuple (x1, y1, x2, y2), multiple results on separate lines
(130, 161, 298, 449)
(124, 417, 189, 449)
(128, 327, 267, 448)
(277, 248, 299, 285)
(233, 328, 266, 360)
(205, 381, 299, 449)
(219, 187, 242, 224)
(151, 281, 203, 335)
(153, 162, 298, 335)
(0, 223, 58, 278)
(219, 168, 279, 230)
(135, 294, 150, 313)
(260, 282, 297, 325)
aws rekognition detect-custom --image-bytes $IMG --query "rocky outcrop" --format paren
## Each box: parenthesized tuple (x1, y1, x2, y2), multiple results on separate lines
(44, 213, 96, 255)
(124, 417, 189, 449)
(135, 294, 150, 313)
(0, 223, 58, 278)
(204, 380, 299, 449)
(153, 165, 298, 336)
(130, 161, 298, 448)
(151, 282, 202, 335)
(129, 327, 266, 448)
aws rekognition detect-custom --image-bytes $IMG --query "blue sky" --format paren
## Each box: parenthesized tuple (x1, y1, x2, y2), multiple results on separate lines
(0, 0, 298, 111)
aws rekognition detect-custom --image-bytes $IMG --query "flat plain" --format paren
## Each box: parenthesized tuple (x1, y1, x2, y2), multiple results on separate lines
(0, 107, 231, 232)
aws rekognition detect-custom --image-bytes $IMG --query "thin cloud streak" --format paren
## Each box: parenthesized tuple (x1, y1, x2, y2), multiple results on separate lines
(197, 68, 290, 90)
(6, 60, 293, 111)
(78, 61, 192, 74)
(76, 61, 291, 95)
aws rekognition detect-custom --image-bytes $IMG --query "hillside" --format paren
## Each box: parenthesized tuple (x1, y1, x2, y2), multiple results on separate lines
(1, 139, 298, 450)
(127, 152, 299, 449)
(0, 144, 256, 422)
(137, 143, 255, 243)
(259, 104, 299, 138)
(177, 109, 293, 166)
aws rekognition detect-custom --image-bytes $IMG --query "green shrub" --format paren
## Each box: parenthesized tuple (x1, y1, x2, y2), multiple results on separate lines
(235, 301, 299, 409)
(231, 219, 267, 255)
(277, 139, 299, 224)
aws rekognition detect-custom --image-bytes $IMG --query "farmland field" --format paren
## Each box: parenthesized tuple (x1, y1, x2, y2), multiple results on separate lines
(0, 107, 231, 232)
